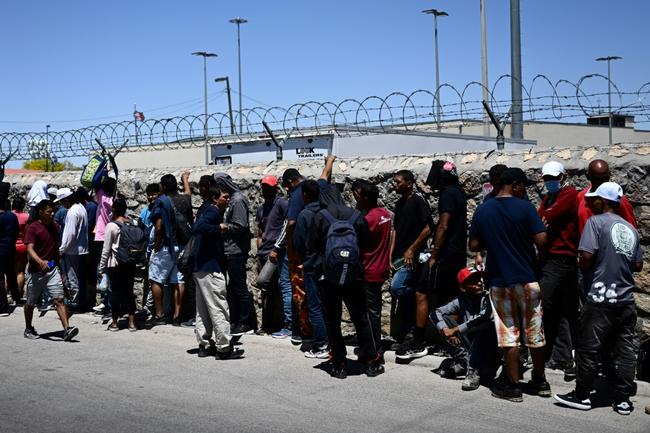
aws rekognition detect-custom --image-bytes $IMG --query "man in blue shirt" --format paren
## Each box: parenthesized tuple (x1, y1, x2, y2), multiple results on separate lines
(191, 185, 243, 360)
(469, 167, 549, 403)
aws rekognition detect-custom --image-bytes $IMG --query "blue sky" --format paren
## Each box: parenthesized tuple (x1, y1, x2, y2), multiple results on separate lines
(1, 0, 648, 135)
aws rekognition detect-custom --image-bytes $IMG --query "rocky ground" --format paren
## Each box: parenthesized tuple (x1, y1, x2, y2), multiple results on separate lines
(5, 144, 650, 340)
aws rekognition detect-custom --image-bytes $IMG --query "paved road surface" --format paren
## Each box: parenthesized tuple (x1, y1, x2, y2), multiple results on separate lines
(1, 310, 648, 433)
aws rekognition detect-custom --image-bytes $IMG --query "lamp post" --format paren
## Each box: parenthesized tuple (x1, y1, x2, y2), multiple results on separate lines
(480, 0, 490, 137)
(45, 124, 50, 172)
(423, 8, 448, 132)
(229, 16, 248, 134)
(510, 0, 523, 139)
(192, 51, 218, 165)
(596, 55, 622, 146)
(215, 76, 236, 135)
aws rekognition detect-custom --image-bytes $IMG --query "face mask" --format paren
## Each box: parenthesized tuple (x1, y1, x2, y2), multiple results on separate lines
(544, 180, 561, 194)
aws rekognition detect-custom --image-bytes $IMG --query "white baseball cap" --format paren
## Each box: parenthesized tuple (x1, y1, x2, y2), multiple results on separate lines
(53, 187, 73, 202)
(542, 161, 565, 177)
(47, 186, 58, 195)
(585, 181, 623, 203)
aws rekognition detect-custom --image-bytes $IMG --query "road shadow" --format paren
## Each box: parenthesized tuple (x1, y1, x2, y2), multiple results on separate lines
(38, 330, 79, 343)
(313, 360, 368, 378)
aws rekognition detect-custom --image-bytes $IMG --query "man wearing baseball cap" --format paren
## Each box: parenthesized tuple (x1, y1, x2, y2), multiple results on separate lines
(555, 182, 643, 415)
(537, 161, 579, 378)
(254, 175, 290, 334)
(432, 266, 498, 391)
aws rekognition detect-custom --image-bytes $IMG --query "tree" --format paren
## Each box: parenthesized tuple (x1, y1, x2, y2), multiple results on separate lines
(23, 159, 66, 172)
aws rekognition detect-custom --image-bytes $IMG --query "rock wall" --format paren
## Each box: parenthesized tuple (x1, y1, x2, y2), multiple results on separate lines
(5, 144, 650, 338)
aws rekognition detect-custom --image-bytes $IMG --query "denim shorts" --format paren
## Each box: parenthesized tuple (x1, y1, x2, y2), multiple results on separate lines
(148, 246, 184, 285)
(26, 268, 64, 305)
(390, 266, 415, 297)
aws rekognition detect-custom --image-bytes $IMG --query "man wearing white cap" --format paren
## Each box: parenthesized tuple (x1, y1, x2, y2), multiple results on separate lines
(53, 187, 71, 232)
(554, 182, 643, 415)
(537, 161, 579, 377)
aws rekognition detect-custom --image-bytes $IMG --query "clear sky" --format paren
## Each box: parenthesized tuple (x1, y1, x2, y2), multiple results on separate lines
(1, 0, 648, 135)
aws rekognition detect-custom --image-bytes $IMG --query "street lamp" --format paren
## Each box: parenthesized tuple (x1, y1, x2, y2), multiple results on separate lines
(229, 16, 248, 134)
(480, 0, 490, 137)
(215, 76, 236, 135)
(45, 124, 51, 172)
(192, 51, 218, 165)
(422, 8, 448, 132)
(596, 55, 622, 146)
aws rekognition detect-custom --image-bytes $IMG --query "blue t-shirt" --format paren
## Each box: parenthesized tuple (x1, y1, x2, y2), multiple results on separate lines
(0, 211, 19, 258)
(54, 206, 68, 232)
(85, 200, 98, 243)
(287, 179, 341, 221)
(469, 196, 546, 287)
(150, 194, 176, 248)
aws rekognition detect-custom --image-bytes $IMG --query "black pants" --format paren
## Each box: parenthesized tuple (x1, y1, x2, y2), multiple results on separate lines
(258, 256, 284, 333)
(575, 302, 637, 401)
(319, 279, 378, 364)
(539, 256, 579, 363)
(0, 253, 20, 308)
(226, 254, 256, 329)
(107, 263, 136, 321)
(364, 281, 384, 350)
(418, 254, 466, 306)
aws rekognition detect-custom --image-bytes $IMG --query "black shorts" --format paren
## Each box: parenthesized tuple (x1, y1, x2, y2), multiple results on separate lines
(416, 254, 466, 304)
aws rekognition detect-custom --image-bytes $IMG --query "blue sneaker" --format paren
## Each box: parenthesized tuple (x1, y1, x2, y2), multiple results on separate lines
(272, 328, 291, 339)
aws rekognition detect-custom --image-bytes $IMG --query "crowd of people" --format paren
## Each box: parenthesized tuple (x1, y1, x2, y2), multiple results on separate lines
(0, 154, 646, 415)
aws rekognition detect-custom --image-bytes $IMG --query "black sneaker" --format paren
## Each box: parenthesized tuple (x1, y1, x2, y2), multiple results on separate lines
(563, 363, 577, 382)
(528, 374, 552, 397)
(172, 318, 181, 327)
(330, 362, 347, 379)
(612, 400, 633, 416)
(24, 326, 40, 340)
(553, 390, 592, 410)
(198, 345, 214, 358)
(231, 324, 254, 337)
(63, 326, 79, 342)
(216, 347, 245, 360)
(395, 342, 428, 360)
(366, 359, 385, 377)
(491, 380, 523, 403)
(146, 316, 167, 328)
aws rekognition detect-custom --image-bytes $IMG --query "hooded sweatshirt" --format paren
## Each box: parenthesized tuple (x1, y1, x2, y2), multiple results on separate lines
(214, 173, 251, 255)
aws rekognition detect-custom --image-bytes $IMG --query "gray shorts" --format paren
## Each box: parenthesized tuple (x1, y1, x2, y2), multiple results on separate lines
(26, 268, 64, 305)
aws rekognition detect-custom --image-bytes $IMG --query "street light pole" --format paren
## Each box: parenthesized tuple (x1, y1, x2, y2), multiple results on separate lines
(510, 0, 523, 139)
(45, 124, 50, 172)
(596, 55, 622, 146)
(192, 51, 218, 164)
(423, 8, 448, 132)
(480, 0, 490, 137)
(215, 77, 236, 135)
(229, 17, 248, 134)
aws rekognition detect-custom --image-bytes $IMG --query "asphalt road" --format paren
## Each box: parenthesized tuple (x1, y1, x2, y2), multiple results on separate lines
(1, 310, 648, 433)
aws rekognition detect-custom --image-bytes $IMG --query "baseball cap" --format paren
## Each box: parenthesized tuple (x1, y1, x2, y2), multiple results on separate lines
(53, 187, 72, 202)
(47, 186, 58, 196)
(500, 167, 533, 186)
(585, 181, 623, 203)
(261, 175, 278, 187)
(542, 161, 565, 177)
(456, 266, 485, 286)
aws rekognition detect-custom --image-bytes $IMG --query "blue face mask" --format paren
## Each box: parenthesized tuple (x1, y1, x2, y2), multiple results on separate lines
(544, 180, 561, 194)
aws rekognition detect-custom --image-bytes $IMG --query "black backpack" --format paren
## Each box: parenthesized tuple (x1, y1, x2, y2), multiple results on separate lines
(320, 208, 361, 286)
(170, 198, 193, 247)
(115, 221, 148, 265)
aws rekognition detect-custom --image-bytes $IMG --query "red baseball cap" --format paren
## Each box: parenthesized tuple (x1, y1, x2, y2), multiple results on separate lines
(261, 175, 278, 187)
(456, 266, 484, 286)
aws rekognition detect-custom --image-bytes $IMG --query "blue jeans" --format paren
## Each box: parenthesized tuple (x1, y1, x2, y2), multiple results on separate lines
(390, 266, 415, 297)
(278, 252, 293, 330)
(304, 273, 328, 349)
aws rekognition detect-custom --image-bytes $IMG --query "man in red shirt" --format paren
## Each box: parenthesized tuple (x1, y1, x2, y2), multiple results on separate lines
(537, 161, 579, 374)
(355, 181, 392, 351)
(577, 159, 637, 234)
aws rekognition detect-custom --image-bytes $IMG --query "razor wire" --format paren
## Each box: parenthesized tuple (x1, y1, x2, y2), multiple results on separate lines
(1, 73, 649, 160)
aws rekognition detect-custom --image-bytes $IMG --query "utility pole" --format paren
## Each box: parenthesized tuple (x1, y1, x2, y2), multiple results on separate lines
(45, 124, 50, 172)
(596, 55, 622, 146)
(422, 8, 448, 132)
(510, 0, 523, 139)
(481, 0, 490, 137)
(192, 51, 218, 164)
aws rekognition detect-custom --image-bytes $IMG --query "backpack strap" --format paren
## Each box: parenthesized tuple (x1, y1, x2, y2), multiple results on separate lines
(320, 209, 336, 224)
(346, 210, 360, 225)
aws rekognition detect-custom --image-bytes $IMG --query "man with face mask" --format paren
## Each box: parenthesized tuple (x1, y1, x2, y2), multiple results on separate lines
(537, 161, 579, 376)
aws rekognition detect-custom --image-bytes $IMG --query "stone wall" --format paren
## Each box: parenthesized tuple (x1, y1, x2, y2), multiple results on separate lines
(5, 144, 650, 338)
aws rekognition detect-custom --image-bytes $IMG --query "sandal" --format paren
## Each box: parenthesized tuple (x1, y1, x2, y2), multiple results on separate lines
(107, 324, 119, 332)
(128, 325, 137, 332)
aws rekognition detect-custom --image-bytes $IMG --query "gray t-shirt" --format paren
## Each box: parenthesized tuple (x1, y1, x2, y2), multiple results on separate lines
(579, 212, 642, 305)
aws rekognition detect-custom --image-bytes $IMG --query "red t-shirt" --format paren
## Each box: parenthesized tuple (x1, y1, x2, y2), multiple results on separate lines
(576, 185, 637, 236)
(24, 220, 60, 273)
(537, 186, 578, 257)
(13, 211, 29, 248)
(362, 207, 392, 283)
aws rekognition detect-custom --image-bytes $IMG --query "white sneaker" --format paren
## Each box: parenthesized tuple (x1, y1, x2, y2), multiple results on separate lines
(304, 348, 330, 359)
(92, 303, 105, 313)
